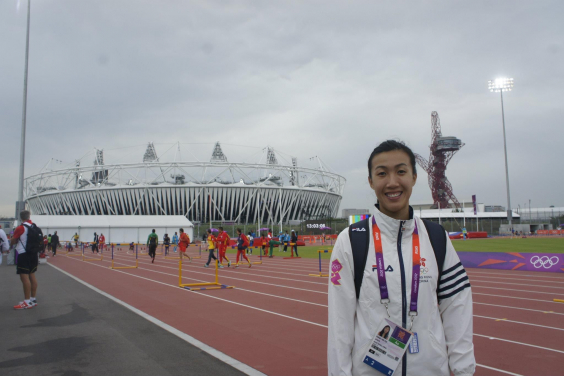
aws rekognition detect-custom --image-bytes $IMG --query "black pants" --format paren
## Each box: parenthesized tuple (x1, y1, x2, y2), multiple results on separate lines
(148, 244, 157, 259)
(293, 245, 298, 256)
(92, 243, 98, 253)
(283, 241, 288, 252)
(52, 243, 57, 255)
(206, 249, 217, 265)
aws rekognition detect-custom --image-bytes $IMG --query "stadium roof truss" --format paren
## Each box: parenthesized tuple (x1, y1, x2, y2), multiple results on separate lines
(25, 160, 345, 225)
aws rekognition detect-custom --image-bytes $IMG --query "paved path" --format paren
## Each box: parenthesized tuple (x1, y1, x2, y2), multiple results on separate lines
(0, 259, 246, 376)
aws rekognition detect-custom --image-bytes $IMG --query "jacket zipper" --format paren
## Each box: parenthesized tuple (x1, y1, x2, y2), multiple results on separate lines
(396, 220, 407, 376)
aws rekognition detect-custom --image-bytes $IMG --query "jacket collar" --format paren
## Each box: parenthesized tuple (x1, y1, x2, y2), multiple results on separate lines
(371, 204, 415, 239)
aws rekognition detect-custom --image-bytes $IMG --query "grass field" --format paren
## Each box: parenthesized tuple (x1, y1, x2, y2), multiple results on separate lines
(451, 237, 564, 253)
(222, 237, 564, 260)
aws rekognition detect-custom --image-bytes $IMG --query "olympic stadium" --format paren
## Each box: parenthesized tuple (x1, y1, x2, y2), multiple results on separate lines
(24, 142, 346, 225)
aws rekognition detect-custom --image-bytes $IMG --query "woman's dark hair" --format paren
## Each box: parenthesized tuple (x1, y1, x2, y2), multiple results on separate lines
(378, 325, 391, 338)
(368, 140, 417, 178)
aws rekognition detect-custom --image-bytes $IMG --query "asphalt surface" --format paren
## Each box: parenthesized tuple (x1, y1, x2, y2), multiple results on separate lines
(0, 255, 246, 376)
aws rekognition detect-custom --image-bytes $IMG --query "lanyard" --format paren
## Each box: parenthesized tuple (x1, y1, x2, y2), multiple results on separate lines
(372, 216, 420, 329)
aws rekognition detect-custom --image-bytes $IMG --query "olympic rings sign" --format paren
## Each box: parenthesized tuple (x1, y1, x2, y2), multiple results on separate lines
(530, 256, 560, 269)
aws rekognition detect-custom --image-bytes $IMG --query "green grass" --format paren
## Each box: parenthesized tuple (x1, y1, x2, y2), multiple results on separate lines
(221, 237, 564, 259)
(452, 237, 564, 253)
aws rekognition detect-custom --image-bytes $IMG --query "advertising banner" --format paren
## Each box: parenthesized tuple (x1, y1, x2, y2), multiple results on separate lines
(458, 251, 564, 273)
(472, 195, 477, 215)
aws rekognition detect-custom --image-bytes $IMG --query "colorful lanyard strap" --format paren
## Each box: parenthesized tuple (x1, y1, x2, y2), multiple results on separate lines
(372, 216, 420, 329)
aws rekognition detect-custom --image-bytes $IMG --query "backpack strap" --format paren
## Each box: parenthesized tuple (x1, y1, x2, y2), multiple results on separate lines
(349, 217, 371, 300)
(421, 219, 448, 291)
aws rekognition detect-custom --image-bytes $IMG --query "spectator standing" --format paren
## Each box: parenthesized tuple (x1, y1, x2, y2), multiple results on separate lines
(283, 230, 290, 252)
(73, 232, 79, 246)
(11, 210, 42, 310)
(247, 232, 254, 253)
(0, 225, 9, 265)
(51, 231, 60, 257)
(47, 234, 52, 251)
(43, 235, 48, 254)
(146, 229, 158, 263)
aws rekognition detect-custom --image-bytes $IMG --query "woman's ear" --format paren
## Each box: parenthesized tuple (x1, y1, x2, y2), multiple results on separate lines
(412, 173, 417, 187)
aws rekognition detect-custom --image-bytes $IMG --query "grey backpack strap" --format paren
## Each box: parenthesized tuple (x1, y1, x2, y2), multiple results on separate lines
(349, 217, 371, 300)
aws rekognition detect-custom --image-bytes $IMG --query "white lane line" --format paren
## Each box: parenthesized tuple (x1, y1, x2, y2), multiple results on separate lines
(112, 254, 328, 295)
(468, 270, 564, 280)
(469, 279, 564, 290)
(474, 302, 564, 315)
(60, 257, 329, 329)
(77, 257, 564, 331)
(116, 253, 329, 287)
(58, 256, 564, 358)
(468, 274, 564, 284)
(473, 292, 561, 304)
(474, 333, 564, 354)
(476, 364, 523, 376)
(471, 285, 560, 295)
(47, 263, 267, 376)
(474, 314, 564, 331)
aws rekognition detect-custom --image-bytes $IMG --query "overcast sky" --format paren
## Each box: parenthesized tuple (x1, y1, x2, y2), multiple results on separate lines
(1, 0, 563, 218)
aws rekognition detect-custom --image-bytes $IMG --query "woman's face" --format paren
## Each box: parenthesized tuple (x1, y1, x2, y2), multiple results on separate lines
(383, 326, 390, 334)
(368, 150, 417, 220)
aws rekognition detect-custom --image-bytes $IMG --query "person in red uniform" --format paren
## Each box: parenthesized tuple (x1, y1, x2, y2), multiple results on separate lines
(99, 233, 106, 252)
(178, 228, 191, 262)
(216, 227, 231, 267)
(235, 229, 251, 268)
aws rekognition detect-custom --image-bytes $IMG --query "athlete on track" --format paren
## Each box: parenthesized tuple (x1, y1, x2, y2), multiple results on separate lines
(204, 229, 219, 268)
(178, 229, 191, 262)
(235, 229, 251, 267)
(163, 233, 171, 255)
(146, 229, 158, 263)
(216, 227, 231, 267)
(172, 232, 179, 253)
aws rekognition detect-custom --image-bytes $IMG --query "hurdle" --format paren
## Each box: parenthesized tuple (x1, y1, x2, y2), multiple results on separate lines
(283, 243, 302, 259)
(110, 244, 138, 269)
(309, 249, 332, 277)
(191, 244, 202, 259)
(178, 258, 234, 290)
(83, 243, 103, 262)
(67, 243, 84, 257)
(555, 299, 564, 303)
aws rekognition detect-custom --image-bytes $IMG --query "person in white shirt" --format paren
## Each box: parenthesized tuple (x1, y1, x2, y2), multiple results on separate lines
(0, 225, 9, 265)
(328, 140, 475, 376)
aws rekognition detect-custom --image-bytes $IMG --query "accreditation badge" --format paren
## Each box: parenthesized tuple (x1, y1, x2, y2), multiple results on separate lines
(363, 318, 414, 376)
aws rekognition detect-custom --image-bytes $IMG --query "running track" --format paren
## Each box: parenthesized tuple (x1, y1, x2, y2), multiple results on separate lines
(48, 248, 564, 376)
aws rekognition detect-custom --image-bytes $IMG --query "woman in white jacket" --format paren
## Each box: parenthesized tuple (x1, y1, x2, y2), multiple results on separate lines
(328, 140, 475, 376)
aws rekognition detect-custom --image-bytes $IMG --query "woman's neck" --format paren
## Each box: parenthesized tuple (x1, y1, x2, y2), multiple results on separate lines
(378, 205, 410, 221)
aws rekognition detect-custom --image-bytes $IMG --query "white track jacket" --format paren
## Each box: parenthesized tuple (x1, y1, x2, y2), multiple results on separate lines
(328, 206, 475, 376)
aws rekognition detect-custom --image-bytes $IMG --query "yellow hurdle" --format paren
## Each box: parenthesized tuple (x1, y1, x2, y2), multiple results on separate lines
(179, 258, 234, 291)
(554, 299, 564, 303)
(309, 249, 332, 277)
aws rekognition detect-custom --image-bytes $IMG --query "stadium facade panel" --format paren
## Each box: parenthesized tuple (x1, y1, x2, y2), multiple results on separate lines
(25, 144, 345, 225)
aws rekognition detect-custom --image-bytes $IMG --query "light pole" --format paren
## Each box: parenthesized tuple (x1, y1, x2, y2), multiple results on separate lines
(17, 0, 32, 223)
(488, 77, 514, 231)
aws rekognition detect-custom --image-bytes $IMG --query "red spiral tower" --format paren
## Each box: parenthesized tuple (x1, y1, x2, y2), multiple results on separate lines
(415, 112, 464, 209)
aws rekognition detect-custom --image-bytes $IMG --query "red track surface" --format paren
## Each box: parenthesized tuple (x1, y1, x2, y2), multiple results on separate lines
(49, 249, 564, 376)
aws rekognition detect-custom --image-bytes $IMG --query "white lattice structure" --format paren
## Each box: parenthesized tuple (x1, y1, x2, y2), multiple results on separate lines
(25, 143, 345, 225)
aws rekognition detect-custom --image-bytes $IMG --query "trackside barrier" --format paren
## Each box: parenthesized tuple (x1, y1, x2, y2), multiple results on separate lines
(309, 249, 332, 277)
(178, 258, 234, 291)
(110, 244, 138, 269)
(82, 243, 103, 262)
(283, 243, 301, 259)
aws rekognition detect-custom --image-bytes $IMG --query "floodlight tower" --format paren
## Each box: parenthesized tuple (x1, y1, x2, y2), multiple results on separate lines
(488, 77, 514, 229)
(415, 112, 464, 209)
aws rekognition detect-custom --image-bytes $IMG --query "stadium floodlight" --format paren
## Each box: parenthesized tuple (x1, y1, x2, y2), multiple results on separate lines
(488, 77, 514, 230)
(488, 77, 514, 92)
